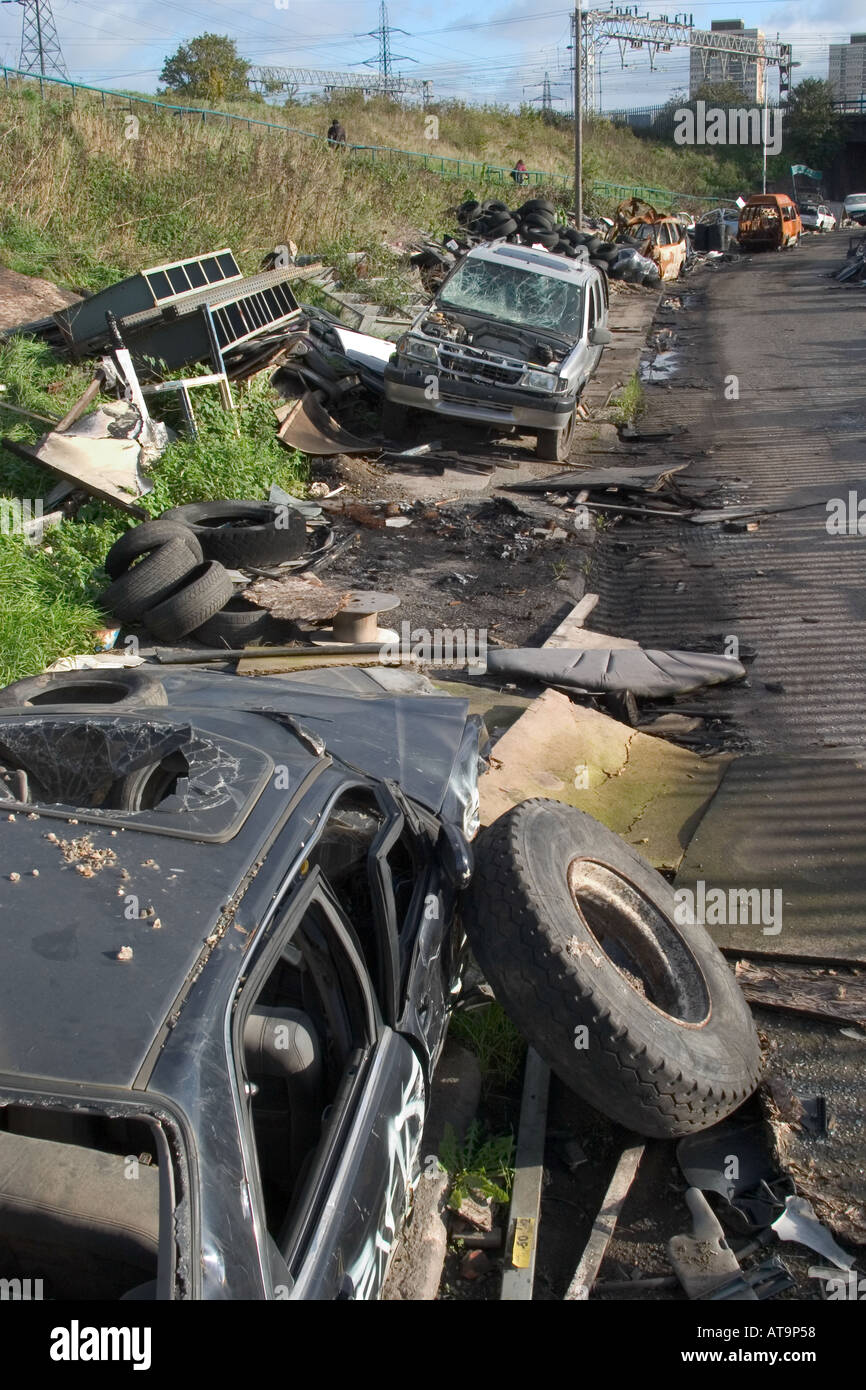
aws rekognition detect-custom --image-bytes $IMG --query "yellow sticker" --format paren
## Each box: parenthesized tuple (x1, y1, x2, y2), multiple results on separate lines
(512, 1217, 535, 1269)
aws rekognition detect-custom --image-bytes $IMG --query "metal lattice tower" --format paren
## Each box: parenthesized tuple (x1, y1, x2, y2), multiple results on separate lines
(358, 1, 415, 83)
(1, 0, 68, 79)
(527, 71, 565, 112)
(580, 10, 793, 111)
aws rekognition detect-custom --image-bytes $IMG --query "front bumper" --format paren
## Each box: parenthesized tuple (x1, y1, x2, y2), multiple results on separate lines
(384, 364, 576, 431)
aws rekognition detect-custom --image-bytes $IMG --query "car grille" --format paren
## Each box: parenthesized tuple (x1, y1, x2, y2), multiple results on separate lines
(437, 342, 526, 389)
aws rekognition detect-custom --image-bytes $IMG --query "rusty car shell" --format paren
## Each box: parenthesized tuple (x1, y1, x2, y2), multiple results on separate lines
(738, 194, 801, 251)
(608, 199, 688, 281)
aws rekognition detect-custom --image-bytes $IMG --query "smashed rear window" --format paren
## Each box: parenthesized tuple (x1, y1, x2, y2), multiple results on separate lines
(0, 715, 273, 841)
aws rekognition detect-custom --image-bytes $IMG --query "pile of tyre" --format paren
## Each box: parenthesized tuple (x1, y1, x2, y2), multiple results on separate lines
(454, 197, 660, 287)
(99, 501, 307, 647)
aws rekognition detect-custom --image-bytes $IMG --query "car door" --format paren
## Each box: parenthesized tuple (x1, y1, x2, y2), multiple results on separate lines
(233, 868, 425, 1301)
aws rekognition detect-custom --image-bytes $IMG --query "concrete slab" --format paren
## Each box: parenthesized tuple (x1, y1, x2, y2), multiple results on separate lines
(675, 751, 866, 963)
(430, 678, 533, 734)
(479, 689, 729, 873)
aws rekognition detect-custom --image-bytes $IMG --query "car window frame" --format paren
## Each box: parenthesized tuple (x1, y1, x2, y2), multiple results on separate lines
(230, 866, 382, 1296)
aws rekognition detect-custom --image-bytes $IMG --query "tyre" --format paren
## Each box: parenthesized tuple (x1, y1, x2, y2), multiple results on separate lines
(518, 199, 556, 216)
(523, 230, 558, 249)
(160, 501, 306, 568)
(0, 668, 167, 709)
(594, 243, 618, 261)
(492, 218, 519, 238)
(191, 597, 274, 647)
(485, 201, 511, 214)
(382, 398, 410, 441)
(104, 520, 203, 580)
(142, 561, 235, 642)
(585, 235, 603, 255)
(463, 800, 762, 1138)
(589, 258, 609, 273)
(521, 214, 555, 233)
(535, 405, 577, 463)
(99, 538, 200, 623)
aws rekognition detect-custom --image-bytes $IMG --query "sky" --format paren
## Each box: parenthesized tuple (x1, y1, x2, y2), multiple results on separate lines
(0, 1, 861, 110)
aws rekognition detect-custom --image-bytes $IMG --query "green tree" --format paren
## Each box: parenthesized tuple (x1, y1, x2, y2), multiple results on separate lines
(159, 34, 250, 104)
(783, 78, 843, 171)
(692, 80, 754, 108)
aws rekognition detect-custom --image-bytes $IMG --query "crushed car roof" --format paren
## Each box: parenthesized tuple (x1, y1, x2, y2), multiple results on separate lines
(0, 669, 470, 1089)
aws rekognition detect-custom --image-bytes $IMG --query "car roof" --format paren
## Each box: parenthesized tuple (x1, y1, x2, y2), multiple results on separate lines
(467, 242, 599, 283)
(0, 670, 471, 1090)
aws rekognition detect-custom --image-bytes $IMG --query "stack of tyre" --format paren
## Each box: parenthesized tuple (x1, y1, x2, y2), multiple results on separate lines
(454, 197, 658, 284)
(100, 501, 307, 647)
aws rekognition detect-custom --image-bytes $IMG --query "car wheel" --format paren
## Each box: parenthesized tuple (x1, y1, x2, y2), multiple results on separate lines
(191, 597, 274, 647)
(0, 668, 167, 709)
(463, 800, 762, 1138)
(160, 501, 307, 568)
(142, 561, 235, 642)
(104, 520, 203, 580)
(535, 405, 577, 463)
(99, 538, 201, 623)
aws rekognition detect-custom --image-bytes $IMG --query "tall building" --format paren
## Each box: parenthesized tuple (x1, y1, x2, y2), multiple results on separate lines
(689, 20, 765, 102)
(829, 35, 866, 107)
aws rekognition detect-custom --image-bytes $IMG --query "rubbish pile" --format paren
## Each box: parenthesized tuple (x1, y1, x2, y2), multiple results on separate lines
(831, 232, 866, 284)
(98, 497, 327, 645)
(453, 198, 661, 287)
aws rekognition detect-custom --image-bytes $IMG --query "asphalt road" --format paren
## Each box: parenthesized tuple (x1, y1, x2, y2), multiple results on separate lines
(591, 231, 866, 753)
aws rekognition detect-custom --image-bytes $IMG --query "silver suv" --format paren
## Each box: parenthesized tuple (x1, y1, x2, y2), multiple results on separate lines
(383, 243, 612, 462)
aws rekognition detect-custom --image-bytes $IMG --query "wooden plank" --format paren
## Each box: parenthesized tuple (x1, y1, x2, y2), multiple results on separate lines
(500, 1048, 550, 1301)
(564, 1143, 644, 1300)
(734, 958, 866, 1028)
(544, 593, 599, 647)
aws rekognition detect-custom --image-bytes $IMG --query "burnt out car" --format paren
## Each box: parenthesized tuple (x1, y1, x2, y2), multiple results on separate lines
(0, 664, 483, 1301)
(0, 665, 760, 1300)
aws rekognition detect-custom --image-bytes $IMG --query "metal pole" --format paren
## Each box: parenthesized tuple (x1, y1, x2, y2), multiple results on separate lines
(761, 62, 768, 194)
(574, 1, 582, 228)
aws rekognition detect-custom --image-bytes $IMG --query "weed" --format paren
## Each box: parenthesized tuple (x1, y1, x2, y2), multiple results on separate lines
(450, 1001, 525, 1092)
(438, 1120, 515, 1210)
(611, 373, 645, 426)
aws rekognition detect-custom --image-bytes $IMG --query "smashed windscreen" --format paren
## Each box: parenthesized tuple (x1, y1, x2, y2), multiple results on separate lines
(439, 259, 583, 336)
(0, 716, 273, 841)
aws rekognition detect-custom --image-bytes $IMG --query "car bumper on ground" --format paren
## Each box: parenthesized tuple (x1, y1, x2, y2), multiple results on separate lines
(384, 365, 576, 431)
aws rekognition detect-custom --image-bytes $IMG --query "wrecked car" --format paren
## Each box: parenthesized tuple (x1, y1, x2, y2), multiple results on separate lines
(608, 198, 688, 281)
(382, 243, 612, 463)
(737, 194, 801, 251)
(0, 666, 760, 1299)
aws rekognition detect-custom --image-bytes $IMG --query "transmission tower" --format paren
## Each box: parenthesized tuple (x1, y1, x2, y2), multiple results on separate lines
(357, 1, 415, 82)
(1, 0, 68, 79)
(527, 72, 565, 113)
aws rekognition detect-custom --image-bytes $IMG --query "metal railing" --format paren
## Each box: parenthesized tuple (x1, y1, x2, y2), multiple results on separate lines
(0, 66, 733, 208)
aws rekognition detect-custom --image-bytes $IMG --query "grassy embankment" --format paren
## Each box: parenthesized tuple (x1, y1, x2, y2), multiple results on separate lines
(0, 84, 735, 682)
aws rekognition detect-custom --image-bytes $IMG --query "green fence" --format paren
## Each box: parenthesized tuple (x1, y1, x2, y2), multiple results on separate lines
(0, 67, 733, 208)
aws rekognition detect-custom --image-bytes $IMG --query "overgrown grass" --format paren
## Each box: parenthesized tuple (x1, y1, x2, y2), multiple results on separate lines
(0, 82, 743, 293)
(0, 338, 307, 683)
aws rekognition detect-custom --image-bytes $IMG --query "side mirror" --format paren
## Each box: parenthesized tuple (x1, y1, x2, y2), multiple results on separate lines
(589, 327, 613, 346)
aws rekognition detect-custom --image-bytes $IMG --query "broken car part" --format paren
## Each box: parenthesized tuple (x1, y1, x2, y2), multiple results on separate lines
(484, 645, 745, 697)
(668, 1188, 758, 1300)
(276, 390, 375, 456)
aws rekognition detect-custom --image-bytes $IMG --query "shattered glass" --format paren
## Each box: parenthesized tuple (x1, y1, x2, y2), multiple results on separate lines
(0, 716, 268, 837)
(440, 260, 583, 336)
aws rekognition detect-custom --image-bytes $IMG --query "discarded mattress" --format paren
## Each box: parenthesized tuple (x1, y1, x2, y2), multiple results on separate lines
(485, 646, 745, 696)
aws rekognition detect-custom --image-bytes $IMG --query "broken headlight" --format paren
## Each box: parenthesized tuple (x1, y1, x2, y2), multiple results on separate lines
(519, 368, 559, 393)
(397, 335, 439, 364)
